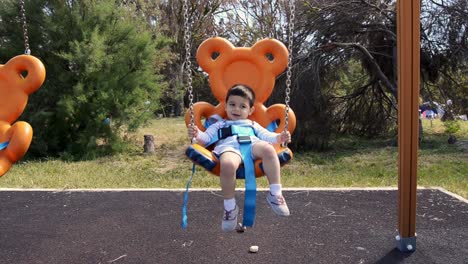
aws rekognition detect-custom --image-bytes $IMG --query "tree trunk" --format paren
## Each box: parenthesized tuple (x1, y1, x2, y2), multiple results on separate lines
(143, 135, 155, 153)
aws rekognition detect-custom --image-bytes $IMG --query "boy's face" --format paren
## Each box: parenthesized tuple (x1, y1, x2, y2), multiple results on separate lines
(225, 95, 254, 121)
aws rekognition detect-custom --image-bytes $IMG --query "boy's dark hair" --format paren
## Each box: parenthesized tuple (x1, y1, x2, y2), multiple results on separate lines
(226, 84, 255, 107)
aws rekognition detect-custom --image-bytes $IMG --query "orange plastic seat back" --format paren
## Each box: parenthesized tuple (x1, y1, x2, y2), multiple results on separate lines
(185, 37, 296, 134)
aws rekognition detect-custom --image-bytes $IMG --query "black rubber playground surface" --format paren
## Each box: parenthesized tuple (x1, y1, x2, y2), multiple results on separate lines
(0, 188, 467, 264)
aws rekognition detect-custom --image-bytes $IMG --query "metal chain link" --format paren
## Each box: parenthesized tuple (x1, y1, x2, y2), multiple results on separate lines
(183, 0, 194, 128)
(284, 0, 296, 137)
(19, 0, 30, 55)
(183, 0, 196, 144)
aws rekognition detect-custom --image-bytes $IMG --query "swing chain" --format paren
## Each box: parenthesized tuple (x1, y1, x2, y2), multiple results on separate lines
(284, 0, 295, 137)
(183, 0, 195, 132)
(19, 0, 30, 55)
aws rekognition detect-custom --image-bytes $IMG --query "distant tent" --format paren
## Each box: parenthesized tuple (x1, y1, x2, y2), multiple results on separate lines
(422, 110, 435, 119)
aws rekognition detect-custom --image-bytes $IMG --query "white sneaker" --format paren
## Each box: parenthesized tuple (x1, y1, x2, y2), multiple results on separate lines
(266, 193, 290, 216)
(221, 205, 239, 232)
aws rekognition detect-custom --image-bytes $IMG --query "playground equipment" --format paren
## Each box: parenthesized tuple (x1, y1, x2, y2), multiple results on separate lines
(184, 37, 296, 177)
(181, 0, 296, 229)
(0, 0, 46, 177)
(396, 0, 420, 252)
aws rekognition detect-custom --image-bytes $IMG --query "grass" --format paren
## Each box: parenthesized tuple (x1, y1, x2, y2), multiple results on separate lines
(1, 117, 467, 199)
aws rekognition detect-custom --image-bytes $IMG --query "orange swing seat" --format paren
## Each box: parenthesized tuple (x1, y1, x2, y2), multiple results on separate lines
(184, 37, 296, 178)
(0, 55, 46, 177)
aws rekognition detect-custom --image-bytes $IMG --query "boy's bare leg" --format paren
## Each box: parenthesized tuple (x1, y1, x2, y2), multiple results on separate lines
(252, 141, 281, 184)
(219, 152, 242, 231)
(219, 152, 242, 199)
(252, 141, 290, 216)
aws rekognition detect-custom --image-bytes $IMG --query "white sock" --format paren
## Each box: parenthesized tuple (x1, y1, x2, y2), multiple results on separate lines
(269, 184, 282, 196)
(224, 198, 236, 211)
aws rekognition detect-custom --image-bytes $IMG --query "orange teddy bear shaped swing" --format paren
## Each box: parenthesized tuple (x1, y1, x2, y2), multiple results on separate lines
(0, 55, 45, 177)
(184, 37, 296, 177)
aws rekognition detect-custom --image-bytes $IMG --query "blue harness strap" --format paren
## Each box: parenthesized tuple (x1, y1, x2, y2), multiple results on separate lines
(0, 141, 9, 151)
(204, 121, 257, 148)
(181, 163, 197, 229)
(237, 136, 257, 227)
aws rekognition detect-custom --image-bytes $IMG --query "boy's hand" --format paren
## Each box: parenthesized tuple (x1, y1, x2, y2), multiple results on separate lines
(277, 130, 291, 144)
(188, 125, 199, 139)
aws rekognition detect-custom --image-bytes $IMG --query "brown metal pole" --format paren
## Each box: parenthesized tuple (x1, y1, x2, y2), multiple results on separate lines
(396, 0, 420, 252)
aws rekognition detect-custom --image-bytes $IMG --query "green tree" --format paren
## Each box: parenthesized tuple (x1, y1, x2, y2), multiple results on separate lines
(156, 0, 224, 116)
(0, 0, 170, 158)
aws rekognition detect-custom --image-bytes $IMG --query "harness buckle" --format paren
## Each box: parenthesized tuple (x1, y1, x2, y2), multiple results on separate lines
(218, 126, 233, 140)
(237, 135, 251, 144)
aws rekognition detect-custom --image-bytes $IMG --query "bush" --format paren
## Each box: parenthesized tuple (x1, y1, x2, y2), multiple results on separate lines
(444, 120, 461, 135)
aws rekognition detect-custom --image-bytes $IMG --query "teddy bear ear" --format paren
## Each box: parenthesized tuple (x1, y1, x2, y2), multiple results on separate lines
(196, 37, 234, 74)
(3, 55, 46, 95)
(251, 39, 289, 76)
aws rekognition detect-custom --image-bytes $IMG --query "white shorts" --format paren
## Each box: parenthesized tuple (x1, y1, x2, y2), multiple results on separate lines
(213, 136, 261, 160)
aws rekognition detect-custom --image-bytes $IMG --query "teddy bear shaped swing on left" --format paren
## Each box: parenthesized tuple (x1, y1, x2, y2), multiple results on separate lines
(0, 55, 46, 177)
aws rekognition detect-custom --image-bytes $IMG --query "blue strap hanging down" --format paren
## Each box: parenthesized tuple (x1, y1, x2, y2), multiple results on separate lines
(181, 163, 197, 229)
(238, 135, 257, 227)
(0, 141, 9, 151)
